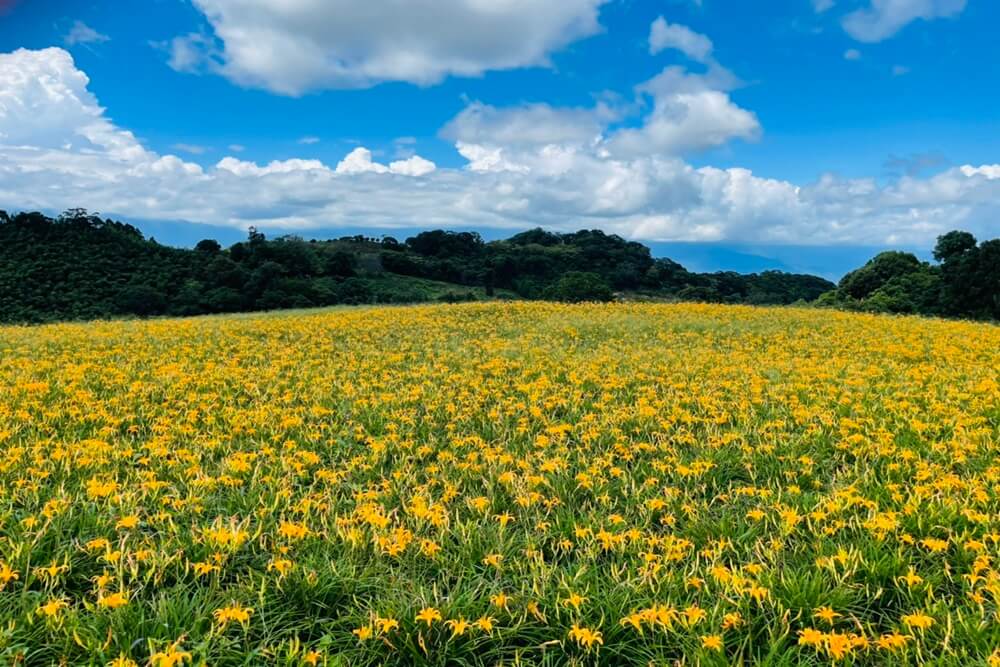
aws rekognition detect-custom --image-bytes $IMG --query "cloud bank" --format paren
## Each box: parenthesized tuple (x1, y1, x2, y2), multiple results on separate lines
(1, 47, 998, 246)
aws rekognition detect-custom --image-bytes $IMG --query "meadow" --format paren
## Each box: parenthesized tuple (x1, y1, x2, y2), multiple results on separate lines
(0, 302, 998, 666)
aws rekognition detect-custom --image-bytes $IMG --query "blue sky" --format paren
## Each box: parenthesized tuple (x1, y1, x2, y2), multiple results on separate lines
(0, 0, 997, 276)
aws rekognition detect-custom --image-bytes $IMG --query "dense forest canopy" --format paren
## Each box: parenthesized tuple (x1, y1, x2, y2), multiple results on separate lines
(0, 208, 995, 323)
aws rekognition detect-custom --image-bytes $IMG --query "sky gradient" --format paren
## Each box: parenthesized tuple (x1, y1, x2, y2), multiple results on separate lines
(0, 0, 997, 276)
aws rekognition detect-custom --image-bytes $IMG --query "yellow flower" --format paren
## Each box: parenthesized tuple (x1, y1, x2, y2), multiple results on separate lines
(798, 628, 824, 647)
(214, 603, 253, 628)
(192, 562, 220, 577)
(116, 515, 140, 530)
(814, 606, 841, 625)
(267, 558, 293, 576)
(482, 553, 503, 568)
(568, 624, 603, 650)
(148, 641, 192, 667)
(875, 632, 910, 651)
(701, 635, 723, 651)
(415, 607, 442, 626)
(37, 598, 68, 618)
(0, 562, 18, 589)
(722, 612, 743, 630)
(98, 591, 130, 610)
(682, 605, 706, 626)
(491, 592, 511, 611)
(901, 612, 934, 630)
(375, 617, 400, 633)
(475, 616, 496, 633)
(446, 617, 471, 637)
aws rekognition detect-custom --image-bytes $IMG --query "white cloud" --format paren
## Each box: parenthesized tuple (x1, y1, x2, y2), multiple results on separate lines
(389, 155, 437, 177)
(64, 21, 110, 46)
(334, 147, 436, 176)
(892, 64, 910, 76)
(2, 47, 999, 247)
(169, 0, 609, 95)
(813, 0, 836, 12)
(842, 0, 966, 42)
(649, 18, 714, 63)
(297, 136, 320, 145)
(844, 49, 862, 60)
(157, 33, 220, 73)
(217, 157, 330, 176)
(441, 102, 607, 148)
(606, 66, 759, 157)
(961, 165, 1000, 180)
(228, 144, 246, 152)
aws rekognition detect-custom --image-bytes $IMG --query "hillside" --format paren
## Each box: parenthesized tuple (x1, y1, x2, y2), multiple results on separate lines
(0, 210, 834, 323)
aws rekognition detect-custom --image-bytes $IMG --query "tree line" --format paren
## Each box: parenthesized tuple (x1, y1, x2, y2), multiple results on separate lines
(0, 208, 994, 323)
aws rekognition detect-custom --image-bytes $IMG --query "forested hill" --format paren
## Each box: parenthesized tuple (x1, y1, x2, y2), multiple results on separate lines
(1, 208, 996, 323)
(0, 209, 837, 323)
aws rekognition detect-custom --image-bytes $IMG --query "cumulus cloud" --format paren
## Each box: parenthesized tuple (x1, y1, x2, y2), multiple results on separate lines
(167, 0, 609, 95)
(607, 66, 759, 157)
(2, 47, 1000, 247)
(649, 18, 713, 63)
(842, 0, 966, 42)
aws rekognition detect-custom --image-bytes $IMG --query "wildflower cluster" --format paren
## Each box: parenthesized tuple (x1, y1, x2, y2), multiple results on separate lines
(0, 302, 997, 664)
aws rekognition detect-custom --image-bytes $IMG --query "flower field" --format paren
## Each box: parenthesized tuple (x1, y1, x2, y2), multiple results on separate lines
(1, 302, 999, 665)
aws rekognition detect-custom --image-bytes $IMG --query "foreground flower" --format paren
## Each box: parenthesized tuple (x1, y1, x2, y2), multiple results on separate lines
(98, 591, 130, 610)
(902, 612, 934, 630)
(701, 635, 723, 651)
(37, 598, 68, 619)
(568, 624, 603, 650)
(415, 607, 442, 627)
(214, 603, 253, 628)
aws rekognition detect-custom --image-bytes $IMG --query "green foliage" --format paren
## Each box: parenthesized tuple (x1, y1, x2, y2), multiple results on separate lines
(544, 271, 614, 303)
(838, 251, 924, 300)
(819, 230, 999, 320)
(8, 211, 994, 323)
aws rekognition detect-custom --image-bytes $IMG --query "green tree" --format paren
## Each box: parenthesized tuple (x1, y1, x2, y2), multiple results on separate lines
(545, 272, 614, 303)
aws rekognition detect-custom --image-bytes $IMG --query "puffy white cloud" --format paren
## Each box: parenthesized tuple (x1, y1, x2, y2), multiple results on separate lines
(334, 147, 437, 176)
(169, 0, 609, 94)
(960, 164, 1000, 179)
(842, 0, 966, 42)
(389, 155, 437, 177)
(607, 66, 759, 157)
(649, 18, 713, 63)
(217, 157, 330, 176)
(3, 47, 1000, 248)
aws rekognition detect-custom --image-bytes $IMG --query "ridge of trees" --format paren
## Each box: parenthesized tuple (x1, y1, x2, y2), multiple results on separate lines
(0, 208, 994, 323)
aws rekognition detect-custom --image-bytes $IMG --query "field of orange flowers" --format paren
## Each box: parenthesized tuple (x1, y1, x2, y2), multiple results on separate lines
(1, 302, 998, 665)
